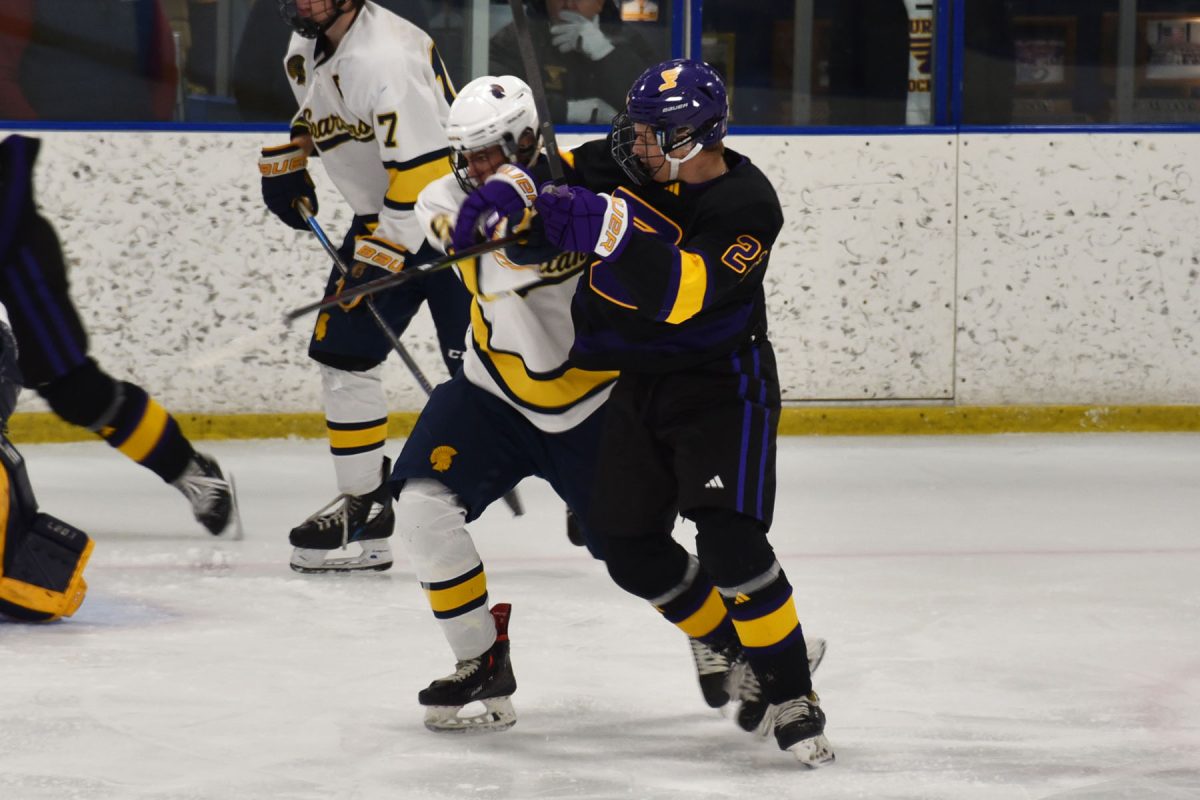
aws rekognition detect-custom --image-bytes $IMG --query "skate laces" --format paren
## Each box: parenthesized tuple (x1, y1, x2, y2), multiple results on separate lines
(441, 656, 483, 683)
(300, 493, 383, 547)
(173, 459, 229, 515)
(689, 639, 731, 676)
(732, 658, 763, 703)
(774, 695, 818, 727)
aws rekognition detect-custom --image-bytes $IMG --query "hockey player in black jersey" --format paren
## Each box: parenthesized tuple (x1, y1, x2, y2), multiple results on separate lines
(528, 59, 834, 766)
(0, 134, 239, 537)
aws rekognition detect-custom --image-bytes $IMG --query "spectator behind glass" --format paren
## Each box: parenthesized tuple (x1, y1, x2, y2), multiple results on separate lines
(828, 0, 910, 125)
(490, 0, 653, 124)
(232, 0, 430, 122)
(0, 0, 178, 121)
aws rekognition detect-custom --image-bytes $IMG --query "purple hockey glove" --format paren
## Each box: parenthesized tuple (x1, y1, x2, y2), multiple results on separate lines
(451, 163, 539, 252)
(534, 183, 632, 260)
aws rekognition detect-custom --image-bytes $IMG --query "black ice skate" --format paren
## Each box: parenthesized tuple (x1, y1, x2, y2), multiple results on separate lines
(772, 693, 835, 768)
(689, 638, 738, 708)
(725, 637, 827, 732)
(173, 452, 242, 538)
(289, 458, 394, 573)
(419, 604, 517, 734)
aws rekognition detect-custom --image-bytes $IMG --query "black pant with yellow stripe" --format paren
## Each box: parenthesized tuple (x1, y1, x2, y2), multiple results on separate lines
(592, 340, 816, 705)
(0, 135, 197, 484)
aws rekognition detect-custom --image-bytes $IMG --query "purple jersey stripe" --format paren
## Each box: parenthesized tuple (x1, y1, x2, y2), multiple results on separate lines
(6, 262, 68, 374)
(734, 351, 750, 515)
(20, 247, 86, 366)
(754, 346, 769, 520)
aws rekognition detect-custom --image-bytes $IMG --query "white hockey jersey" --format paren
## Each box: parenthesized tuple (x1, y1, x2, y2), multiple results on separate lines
(283, 2, 455, 251)
(415, 174, 617, 433)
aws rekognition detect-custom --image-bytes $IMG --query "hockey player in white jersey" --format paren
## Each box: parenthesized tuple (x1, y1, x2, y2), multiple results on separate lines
(258, 0, 470, 573)
(388, 74, 615, 731)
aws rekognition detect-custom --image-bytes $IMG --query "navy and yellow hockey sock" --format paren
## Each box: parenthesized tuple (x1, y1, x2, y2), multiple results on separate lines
(96, 382, 194, 484)
(38, 360, 193, 484)
(720, 566, 814, 704)
(651, 555, 737, 647)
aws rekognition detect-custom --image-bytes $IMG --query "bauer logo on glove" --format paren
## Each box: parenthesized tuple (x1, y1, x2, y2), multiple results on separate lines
(534, 183, 633, 261)
(353, 235, 408, 274)
(259, 143, 318, 231)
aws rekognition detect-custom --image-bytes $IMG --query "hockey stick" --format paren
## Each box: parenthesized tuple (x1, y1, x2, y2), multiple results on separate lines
(297, 200, 435, 392)
(508, 0, 565, 183)
(297, 202, 524, 518)
(283, 232, 520, 322)
(509, 0, 591, 546)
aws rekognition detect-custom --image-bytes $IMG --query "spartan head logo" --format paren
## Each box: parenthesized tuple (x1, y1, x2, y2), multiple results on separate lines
(490, 83, 506, 99)
(286, 55, 307, 86)
(430, 445, 458, 472)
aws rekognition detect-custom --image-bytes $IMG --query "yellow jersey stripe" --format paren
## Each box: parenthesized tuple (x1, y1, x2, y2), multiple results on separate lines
(116, 399, 169, 462)
(425, 571, 488, 614)
(673, 588, 728, 639)
(663, 250, 708, 325)
(471, 302, 618, 408)
(385, 157, 452, 207)
(731, 599, 800, 649)
(457, 258, 481, 296)
(327, 422, 388, 450)
(0, 465, 9, 565)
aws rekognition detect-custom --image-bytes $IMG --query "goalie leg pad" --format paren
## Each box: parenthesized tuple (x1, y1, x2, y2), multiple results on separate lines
(0, 512, 93, 622)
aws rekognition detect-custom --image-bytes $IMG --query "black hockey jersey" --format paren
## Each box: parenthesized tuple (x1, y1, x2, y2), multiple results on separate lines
(560, 139, 783, 373)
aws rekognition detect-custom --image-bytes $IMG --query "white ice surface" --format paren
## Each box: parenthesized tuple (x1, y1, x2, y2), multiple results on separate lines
(2, 434, 1199, 799)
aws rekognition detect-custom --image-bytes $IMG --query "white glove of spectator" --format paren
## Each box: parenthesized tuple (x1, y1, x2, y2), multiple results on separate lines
(566, 97, 620, 124)
(550, 10, 615, 61)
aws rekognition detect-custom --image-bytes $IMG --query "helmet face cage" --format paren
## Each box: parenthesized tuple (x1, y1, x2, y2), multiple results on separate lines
(610, 112, 654, 186)
(611, 58, 729, 185)
(450, 134, 529, 194)
(277, 0, 351, 38)
(446, 76, 540, 192)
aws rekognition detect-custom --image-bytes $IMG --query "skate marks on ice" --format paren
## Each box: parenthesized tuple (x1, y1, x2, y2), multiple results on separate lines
(3, 435, 1200, 799)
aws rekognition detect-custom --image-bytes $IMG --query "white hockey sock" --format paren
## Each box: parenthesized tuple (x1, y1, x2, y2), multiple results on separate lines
(396, 479, 496, 661)
(320, 363, 388, 496)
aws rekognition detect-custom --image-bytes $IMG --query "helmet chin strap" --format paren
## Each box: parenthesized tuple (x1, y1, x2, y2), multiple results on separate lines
(664, 142, 704, 181)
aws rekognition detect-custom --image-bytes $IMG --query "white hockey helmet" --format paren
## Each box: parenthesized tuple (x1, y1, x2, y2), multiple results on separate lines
(447, 75, 540, 191)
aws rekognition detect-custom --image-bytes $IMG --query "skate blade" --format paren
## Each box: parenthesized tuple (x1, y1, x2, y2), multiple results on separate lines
(807, 637, 827, 675)
(423, 697, 516, 734)
(786, 733, 835, 768)
(289, 543, 393, 573)
(749, 704, 776, 740)
(220, 472, 245, 541)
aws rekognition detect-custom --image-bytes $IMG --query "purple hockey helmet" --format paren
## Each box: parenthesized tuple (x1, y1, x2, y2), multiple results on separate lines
(611, 58, 729, 184)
